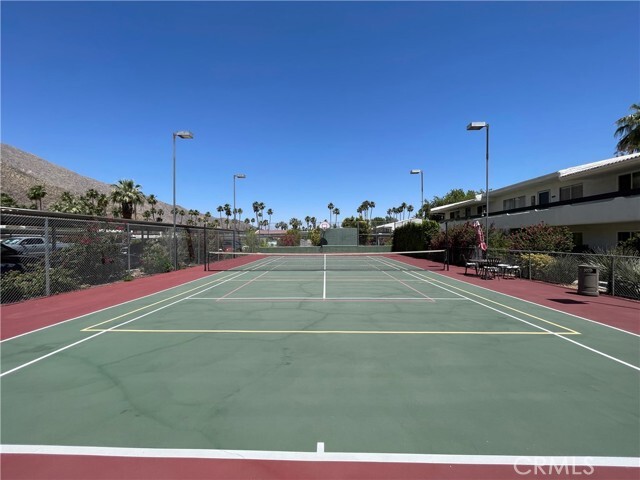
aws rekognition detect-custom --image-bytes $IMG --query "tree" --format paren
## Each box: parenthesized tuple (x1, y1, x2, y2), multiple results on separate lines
(27, 185, 47, 210)
(327, 203, 334, 226)
(110, 179, 144, 220)
(0, 193, 19, 207)
(430, 189, 478, 208)
(217, 205, 224, 224)
(615, 103, 640, 155)
(267, 208, 273, 229)
(333, 208, 340, 227)
(147, 194, 158, 221)
(51, 191, 81, 214)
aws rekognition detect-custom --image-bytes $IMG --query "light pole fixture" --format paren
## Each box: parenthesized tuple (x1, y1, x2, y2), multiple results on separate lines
(410, 169, 424, 217)
(172, 130, 194, 270)
(466, 121, 490, 252)
(233, 173, 246, 253)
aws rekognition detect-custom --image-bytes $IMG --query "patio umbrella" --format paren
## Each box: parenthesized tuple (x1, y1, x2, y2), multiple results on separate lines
(473, 220, 487, 252)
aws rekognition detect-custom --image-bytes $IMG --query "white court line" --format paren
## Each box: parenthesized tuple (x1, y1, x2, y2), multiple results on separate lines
(406, 270, 640, 372)
(187, 297, 467, 301)
(323, 254, 327, 299)
(0, 271, 238, 344)
(1, 445, 637, 468)
(0, 272, 250, 378)
(428, 269, 640, 338)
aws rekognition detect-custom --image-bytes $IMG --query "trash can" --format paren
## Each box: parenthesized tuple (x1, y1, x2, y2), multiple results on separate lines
(578, 265, 599, 297)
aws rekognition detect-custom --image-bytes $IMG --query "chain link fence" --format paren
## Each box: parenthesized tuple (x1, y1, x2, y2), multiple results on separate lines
(0, 208, 241, 304)
(449, 247, 640, 300)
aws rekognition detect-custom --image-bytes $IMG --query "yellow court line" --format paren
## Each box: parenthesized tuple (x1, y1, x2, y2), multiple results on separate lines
(418, 274, 579, 334)
(81, 272, 247, 331)
(83, 328, 580, 335)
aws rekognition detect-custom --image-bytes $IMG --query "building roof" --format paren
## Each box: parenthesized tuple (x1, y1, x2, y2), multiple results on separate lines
(431, 152, 640, 211)
(558, 152, 640, 178)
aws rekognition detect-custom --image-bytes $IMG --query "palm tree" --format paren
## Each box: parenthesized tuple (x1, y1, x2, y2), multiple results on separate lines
(615, 103, 640, 154)
(305, 216, 311, 229)
(252, 201, 260, 229)
(369, 201, 375, 221)
(217, 205, 224, 223)
(111, 179, 144, 219)
(27, 185, 47, 210)
(224, 204, 231, 223)
(267, 208, 273, 229)
(327, 203, 334, 226)
(157, 209, 164, 222)
(407, 204, 414, 218)
(333, 208, 340, 227)
(146, 194, 158, 221)
(179, 209, 186, 223)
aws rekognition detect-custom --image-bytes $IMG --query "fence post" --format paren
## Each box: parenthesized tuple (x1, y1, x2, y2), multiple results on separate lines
(126, 223, 131, 272)
(44, 217, 51, 297)
(611, 255, 616, 297)
(528, 251, 532, 280)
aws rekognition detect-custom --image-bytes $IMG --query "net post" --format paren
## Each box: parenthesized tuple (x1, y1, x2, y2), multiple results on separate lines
(203, 224, 207, 271)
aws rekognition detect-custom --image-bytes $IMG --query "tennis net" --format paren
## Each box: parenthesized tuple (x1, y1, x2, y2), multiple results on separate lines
(206, 250, 447, 271)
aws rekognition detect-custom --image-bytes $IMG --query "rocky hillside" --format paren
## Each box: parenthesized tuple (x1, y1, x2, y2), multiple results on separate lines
(0, 143, 177, 215)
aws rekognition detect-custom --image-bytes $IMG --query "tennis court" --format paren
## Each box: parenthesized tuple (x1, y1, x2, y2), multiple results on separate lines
(1, 251, 639, 479)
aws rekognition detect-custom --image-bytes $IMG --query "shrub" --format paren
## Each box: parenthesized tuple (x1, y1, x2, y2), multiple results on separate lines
(509, 223, 574, 252)
(1, 267, 80, 303)
(392, 220, 441, 252)
(141, 242, 172, 274)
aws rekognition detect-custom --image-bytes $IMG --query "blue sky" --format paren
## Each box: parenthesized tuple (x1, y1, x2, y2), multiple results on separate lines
(2, 1, 638, 226)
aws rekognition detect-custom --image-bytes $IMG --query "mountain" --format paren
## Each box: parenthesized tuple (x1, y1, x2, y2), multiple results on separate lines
(0, 143, 179, 217)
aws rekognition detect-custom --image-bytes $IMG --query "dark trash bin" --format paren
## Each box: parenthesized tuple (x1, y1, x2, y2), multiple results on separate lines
(578, 265, 599, 297)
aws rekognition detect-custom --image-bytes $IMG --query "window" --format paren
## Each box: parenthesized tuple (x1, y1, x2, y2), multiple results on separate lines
(619, 171, 640, 191)
(538, 191, 550, 205)
(618, 231, 640, 243)
(502, 196, 526, 210)
(477, 206, 484, 216)
(572, 232, 583, 247)
(464, 207, 471, 218)
(559, 183, 583, 201)
(449, 212, 456, 220)
(530, 196, 536, 206)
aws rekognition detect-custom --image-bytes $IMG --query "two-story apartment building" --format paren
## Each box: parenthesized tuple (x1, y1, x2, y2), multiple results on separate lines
(430, 152, 640, 249)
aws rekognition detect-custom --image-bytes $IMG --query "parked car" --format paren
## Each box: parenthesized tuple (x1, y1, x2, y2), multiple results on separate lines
(2, 237, 72, 255)
(1, 243, 29, 273)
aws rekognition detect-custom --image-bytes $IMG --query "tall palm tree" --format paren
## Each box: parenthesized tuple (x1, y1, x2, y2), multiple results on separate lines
(615, 103, 640, 154)
(217, 205, 224, 224)
(252, 201, 260, 229)
(407, 204, 414, 218)
(327, 203, 334, 226)
(223, 204, 231, 223)
(368, 201, 375, 221)
(27, 184, 47, 210)
(111, 179, 144, 220)
(267, 208, 273, 229)
(147, 194, 158, 221)
(333, 208, 340, 227)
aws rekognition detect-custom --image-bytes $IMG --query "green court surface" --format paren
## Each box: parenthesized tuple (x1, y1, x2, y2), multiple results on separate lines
(2, 255, 639, 460)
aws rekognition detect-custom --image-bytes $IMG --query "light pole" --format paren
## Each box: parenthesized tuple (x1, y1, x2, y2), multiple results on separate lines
(410, 169, 423, 217)
(172, 130, 194, 270)
(466, 121, 490, 252)
(233, 173, 246, 253)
